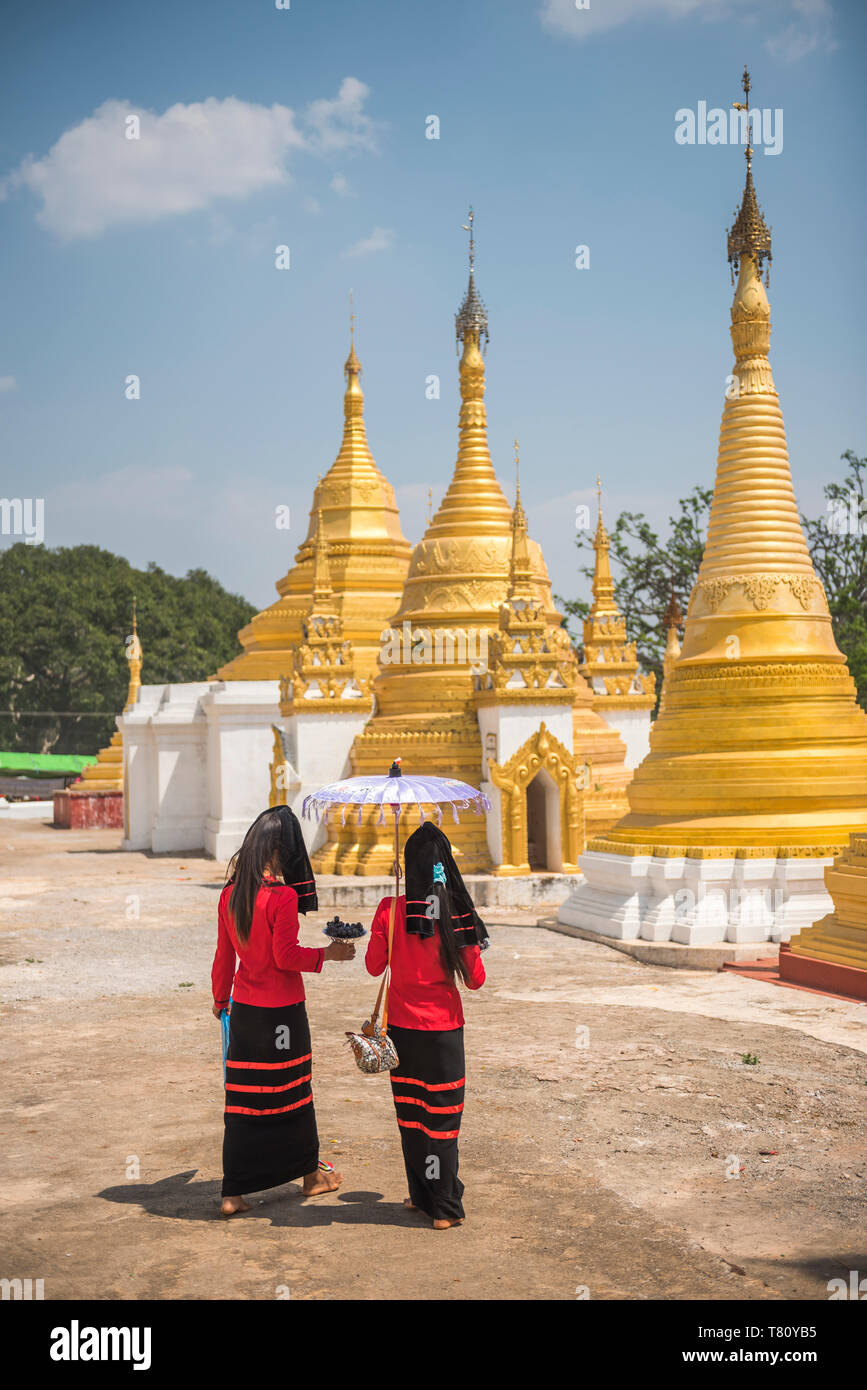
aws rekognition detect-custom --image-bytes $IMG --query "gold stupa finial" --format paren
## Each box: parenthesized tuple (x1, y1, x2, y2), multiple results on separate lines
(426, 486, 433, 525)
(514, 438, 522, 502)
(727, 65, 772, 285)
(311, 508, 334, 610)
(589, 478, 616, 618)
(344, 293, 361, 378)
(124, 596, 143, 711)
(455, 205, 488, 352)
(508, 440, 533, 597)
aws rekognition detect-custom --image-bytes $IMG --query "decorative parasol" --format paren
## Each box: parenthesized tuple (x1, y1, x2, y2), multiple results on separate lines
(302, 759, 490, 902)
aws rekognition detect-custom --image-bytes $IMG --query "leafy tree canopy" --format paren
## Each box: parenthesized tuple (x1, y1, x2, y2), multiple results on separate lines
(560, 451, 866, 711)
(0, 544, 256, 754)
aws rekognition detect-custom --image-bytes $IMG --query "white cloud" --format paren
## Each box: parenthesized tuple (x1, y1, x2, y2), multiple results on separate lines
(0, 78, 378, 240)
(342, 225, 394, 258)
(0, 376, 17, 392)
(330, 172, 352, 196)
(540, 0, 836, 58)
(305, 77, 378, 154)
(766, 0, 836, 61)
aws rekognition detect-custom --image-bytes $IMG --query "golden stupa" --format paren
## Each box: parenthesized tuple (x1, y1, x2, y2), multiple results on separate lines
(313, 210, 634, 874)
(580, 480, 656, 713)
(77, 603, 142, 792)
(591, 72, 867, 860)
(216, 323, 411, 683)
(786, 833, 867, 981)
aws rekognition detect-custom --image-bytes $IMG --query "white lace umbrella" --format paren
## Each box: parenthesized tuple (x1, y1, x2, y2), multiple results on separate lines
(302, 759, 490, 898)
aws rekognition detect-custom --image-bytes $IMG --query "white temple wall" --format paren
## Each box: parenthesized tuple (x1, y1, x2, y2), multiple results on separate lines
(596, 706, 652, 770)
(149, 684, 213, 853)
(287, 707, 371, 853)
(202, 682, 281, 861)
(557, 849, 835, 945)
(120, 684, 166, 851)
(476, 703, 573, 775)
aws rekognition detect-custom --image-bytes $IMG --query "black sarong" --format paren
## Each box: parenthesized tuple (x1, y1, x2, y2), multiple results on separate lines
(387, 1024, 466, 1222)
(221, 999, 319, 1197)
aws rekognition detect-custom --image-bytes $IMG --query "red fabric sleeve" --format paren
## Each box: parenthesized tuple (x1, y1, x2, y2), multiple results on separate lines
(365, 897, 390, 978)
(271, 888, 325, 974)
(461, 944, 486, 991)
(211, 892, 237, 1004)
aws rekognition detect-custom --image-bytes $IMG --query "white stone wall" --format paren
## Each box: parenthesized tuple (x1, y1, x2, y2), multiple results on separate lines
(121, 680, 369, 861)
(557, 849, 834, 945)
(596, 705, 651, 770)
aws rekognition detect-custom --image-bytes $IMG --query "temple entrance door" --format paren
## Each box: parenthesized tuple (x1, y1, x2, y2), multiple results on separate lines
(526, 768, 562, 872)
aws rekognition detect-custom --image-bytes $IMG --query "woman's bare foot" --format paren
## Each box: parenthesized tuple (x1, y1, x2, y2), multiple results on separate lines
(432, 1217, 464, 1229)
(302, 1167, 343, 1197)
(221, 1195, 251, 1216)
(403, 1198, 419, 1211)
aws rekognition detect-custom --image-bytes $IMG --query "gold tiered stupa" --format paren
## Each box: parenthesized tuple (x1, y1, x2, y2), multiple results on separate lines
(216, 329, 411, 682)
(580, 480, 656, 713)
(592, 73, 867, 859)
(77, 604, 142, 792)
(313, 211, 633, 874)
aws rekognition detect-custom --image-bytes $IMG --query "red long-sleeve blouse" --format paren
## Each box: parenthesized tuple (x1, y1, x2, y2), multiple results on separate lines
(365, 895, 486, 1030)
(211, 878, 324, 1009)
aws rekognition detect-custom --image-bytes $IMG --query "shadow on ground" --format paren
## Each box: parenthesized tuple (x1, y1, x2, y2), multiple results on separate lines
(98, 1169, 416, 1229)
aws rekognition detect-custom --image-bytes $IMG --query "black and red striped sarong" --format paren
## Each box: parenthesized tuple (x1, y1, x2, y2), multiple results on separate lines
(221, 999, 319, 1197)
(387, 1023, 466, 1222)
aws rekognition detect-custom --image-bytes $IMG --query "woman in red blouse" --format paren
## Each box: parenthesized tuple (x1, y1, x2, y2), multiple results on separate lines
(366, 821, 488, 1229)
(211, 806, 354, 1216)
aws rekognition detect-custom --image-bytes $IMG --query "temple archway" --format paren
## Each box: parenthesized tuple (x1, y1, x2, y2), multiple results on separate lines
(488, 722, 587, 875)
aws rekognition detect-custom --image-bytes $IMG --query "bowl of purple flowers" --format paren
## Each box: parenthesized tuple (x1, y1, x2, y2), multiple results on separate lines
(323, 916, 367, 940)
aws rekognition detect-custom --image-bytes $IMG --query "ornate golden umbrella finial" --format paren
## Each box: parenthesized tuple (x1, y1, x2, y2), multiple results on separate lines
(727, 64, 772, 285)
(455, 204, 488, 351)
(345, 291, 361, 377)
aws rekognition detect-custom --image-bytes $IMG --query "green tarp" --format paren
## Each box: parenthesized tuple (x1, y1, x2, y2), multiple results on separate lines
(0, 751, 99, 777)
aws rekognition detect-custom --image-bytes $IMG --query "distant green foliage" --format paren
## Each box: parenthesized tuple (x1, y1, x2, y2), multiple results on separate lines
(560, 452, 866, 711)
(801, 452, 867, 708)
(0, 544, 256, 754)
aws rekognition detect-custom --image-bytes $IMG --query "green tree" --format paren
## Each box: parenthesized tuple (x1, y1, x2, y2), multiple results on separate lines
(0, 544, 256, 754)
(560, 452, 867, 710)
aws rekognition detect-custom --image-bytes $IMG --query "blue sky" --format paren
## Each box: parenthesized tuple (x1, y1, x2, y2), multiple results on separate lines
(1, 0, 864, 611)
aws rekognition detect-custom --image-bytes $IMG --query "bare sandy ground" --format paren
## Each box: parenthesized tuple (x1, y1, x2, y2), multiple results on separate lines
(1, 819, 865, 1301)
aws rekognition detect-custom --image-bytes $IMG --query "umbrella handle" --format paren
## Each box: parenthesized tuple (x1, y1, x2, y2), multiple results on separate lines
(391, 804, 402, 902)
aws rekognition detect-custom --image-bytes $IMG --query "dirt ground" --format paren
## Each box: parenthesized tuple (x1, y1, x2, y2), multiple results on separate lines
(1, 818, 865, 1302)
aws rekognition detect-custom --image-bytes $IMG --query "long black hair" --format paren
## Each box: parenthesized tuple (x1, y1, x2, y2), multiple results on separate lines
(428, 878, 472, 987)
(404, 822, 487, 986)
(226, 806, 317, 944)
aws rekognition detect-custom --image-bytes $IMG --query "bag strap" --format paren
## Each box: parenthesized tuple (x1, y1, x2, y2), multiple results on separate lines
(371, 894, 397, 1033)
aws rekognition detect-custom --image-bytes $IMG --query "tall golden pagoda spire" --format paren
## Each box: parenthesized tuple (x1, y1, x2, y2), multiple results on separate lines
(592, 75, 867, 857)
(579, 478, 655, 709)
(217, 319, 411, 682)
(588, 476, 617, 617)
(309, 509, 334, 612)
(509, 440, 534, 598)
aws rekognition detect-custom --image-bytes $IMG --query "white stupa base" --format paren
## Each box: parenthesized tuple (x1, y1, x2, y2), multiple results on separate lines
(557, 849, 834, 946)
